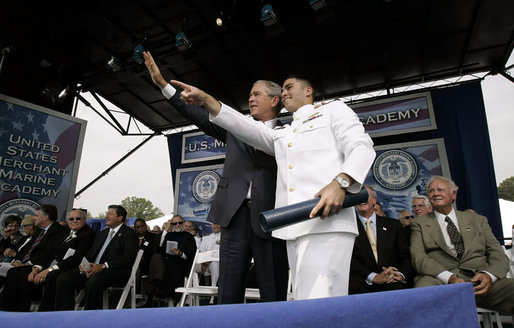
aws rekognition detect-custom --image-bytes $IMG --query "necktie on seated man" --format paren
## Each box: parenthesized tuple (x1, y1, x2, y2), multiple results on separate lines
(94, 230, 116, 264)
(366, 218, 378, 262)
(63, 230, 76, 243)
(22, 230, 46, 263)
(445, 217, 464, 259)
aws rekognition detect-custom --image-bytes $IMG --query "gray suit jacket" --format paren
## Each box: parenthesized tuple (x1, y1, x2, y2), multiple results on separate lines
(168, 93, 278, 239)
(410, 210, 509, 280)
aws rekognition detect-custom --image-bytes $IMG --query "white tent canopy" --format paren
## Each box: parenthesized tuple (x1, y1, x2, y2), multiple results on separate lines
(146, 214, 174, 230)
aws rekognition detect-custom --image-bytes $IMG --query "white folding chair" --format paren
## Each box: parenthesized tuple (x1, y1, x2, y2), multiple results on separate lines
(102, 249, 144, 309)
(477, 307, 503, 328)
(175, 249, 220, 307)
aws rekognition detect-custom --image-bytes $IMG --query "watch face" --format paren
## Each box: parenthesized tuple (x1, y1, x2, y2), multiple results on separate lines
(336, 177, 350, 188)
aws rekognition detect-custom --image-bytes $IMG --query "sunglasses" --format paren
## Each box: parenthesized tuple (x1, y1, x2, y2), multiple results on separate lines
(402, 215, 415, 220)
(135, 225, 146, 229)
(172, 222, 184, 225)
(68, 217, 83, 222)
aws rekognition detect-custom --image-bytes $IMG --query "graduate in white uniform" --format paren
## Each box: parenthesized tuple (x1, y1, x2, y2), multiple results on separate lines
(171, 76, 375, 300)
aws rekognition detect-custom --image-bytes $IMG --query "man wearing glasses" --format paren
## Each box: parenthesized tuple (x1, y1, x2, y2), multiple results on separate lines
(398, 210, 415, 228)
(349, 185, 412, 294)
(146, 215, 196, 306)
(55, 205, 138, 310)
(32, 209, 95, 311)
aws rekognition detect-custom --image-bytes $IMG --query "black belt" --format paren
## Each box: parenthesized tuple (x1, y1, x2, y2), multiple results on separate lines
(241, 199, 251, 208)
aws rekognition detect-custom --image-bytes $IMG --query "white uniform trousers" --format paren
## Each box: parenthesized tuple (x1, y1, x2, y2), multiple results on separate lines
(287, 232, 356, 300)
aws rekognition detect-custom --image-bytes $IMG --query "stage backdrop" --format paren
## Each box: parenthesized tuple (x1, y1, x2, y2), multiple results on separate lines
(0, 94, 86, 224)
(167, 80, 502, 238)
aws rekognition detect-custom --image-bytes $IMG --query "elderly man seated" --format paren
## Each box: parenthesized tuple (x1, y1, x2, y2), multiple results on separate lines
(410, 175, 514, 313)
(145, 215, 196, 306)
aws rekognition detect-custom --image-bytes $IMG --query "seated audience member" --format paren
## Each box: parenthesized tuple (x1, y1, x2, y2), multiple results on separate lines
(134, 218, 158, 275)
(410, 176, 514, 313)
(349, 185, 412, 294)
(1, 215, 27, 262)
(145, 215, 196, 306)
(31, 209, 95, 311)
(151, 225, 161, 234)
(184, 220, 202, 248)
(10, 216, 36, 258)
(55, 205, 138, 310)
(411, 194, 432, 217)
(398, 209, 415, 228)
(21, 216, 36, 238)
(2, 204, 67, 311)
(199, 224, 221, 287)
(374, 202, 385, 217)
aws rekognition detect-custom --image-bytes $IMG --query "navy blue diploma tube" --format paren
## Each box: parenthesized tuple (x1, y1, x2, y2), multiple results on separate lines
(260, 188, 369, 233)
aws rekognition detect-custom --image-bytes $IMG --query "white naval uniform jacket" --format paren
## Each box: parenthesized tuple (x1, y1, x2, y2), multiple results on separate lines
(211, 101, 375, 240)
(199, 232, 220, 252)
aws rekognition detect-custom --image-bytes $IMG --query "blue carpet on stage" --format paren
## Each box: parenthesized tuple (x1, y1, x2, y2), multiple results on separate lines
(0, 283, 479, 328)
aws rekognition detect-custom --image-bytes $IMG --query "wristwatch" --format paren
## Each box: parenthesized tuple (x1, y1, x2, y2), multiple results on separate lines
(334, 175, 351, 189)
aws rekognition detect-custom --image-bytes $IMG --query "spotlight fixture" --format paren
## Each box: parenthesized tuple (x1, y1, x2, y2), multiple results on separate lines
(132, 43, 145, 64)
(40, 82, 70, 104)
(261, 4, 278, 26)
(58, 86, 69, 102)
(309, 0, 327, 11)
(216, 17, 223, 27)
(106, 56, 122, 71)
(175, 32, 192, 51)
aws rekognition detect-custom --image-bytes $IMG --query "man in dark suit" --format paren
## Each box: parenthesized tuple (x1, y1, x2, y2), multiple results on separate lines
(144, 52, 288, 303)
(349, 185, 412, 294)
(55, 205, 138, 310)
(34, 208, 95, 311)
(145, 215, 196, 306)
(1, 204, 67, 311)
(410, 176, 514, 313)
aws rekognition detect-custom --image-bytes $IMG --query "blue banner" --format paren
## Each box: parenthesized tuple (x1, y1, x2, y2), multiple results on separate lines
(0, 95, 86, 224)
(181, 131, 226, 164)
(174, 165, 224, 222)
(365, 138, 451, 219)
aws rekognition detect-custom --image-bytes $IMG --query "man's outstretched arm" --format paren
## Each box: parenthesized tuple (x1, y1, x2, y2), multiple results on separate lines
(143, 51, 167, 90)
(170, 80, 222, 117)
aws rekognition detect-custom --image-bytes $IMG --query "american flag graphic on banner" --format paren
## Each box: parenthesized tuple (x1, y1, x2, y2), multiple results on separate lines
(0, 95, 86, 224)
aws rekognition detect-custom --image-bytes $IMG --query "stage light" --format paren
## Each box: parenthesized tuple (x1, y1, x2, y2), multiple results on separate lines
(216, 17, 223, 27)
(175, 32, 192, 51)
(106, 56, 122, 71)
(40, 82, 70, 104)
(58, 87, 69, 102)
(132, 43, 145, 64)
(261, 4, 278, 26)
(309, 0, 327, 11)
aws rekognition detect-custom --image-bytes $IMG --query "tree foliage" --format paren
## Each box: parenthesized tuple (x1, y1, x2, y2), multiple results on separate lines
(498, 176, 514, 202)
(120, 196, 165, 221)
